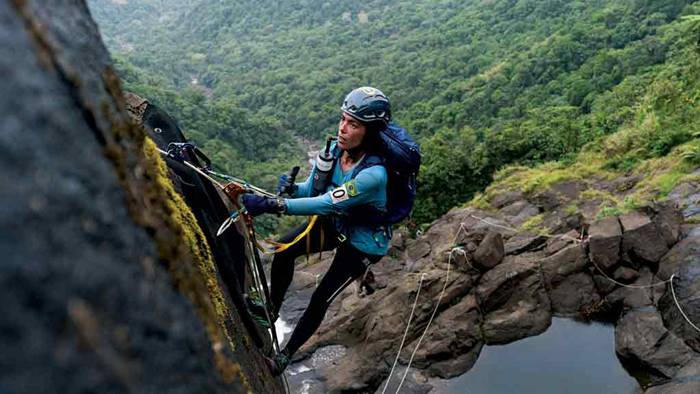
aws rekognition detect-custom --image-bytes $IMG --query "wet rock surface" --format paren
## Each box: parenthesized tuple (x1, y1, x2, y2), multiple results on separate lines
(283, 189, 700, 393)
(616, 309, 695, 383)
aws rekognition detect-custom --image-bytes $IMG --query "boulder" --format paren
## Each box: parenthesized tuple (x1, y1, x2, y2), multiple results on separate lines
(499, 200, 540, 226)
(620, 212, 669, 265)
(645, 380, 700, 394)
(644, 357, 700, 393)
(592, 273, 618, 295)
(657, 232, 700, 281)
(399, 294, 483, 378)
(530, 190, 561, 210)
(588, 216, 622, 271)
(540, 244, 589, 287)
(605, 268, 657, 312)
(545, 229, 580, 256)
(651, 203, 682, 247)
(406, 240, 432, 262)
(659, 256, 700, 353)
(387, 229, 407, 257)
(550, 181, 587, 201)
(473, 231, 504, 271)
(504, 234, 547, 255)
(491, 191, 524, 209)
(613, 266, 640, 284)
(542, 211, 584, 235)
(476, 261, 552, 344)
(549, 272, 601, 315)
(616, 309, 695, 383)
(667, 176, 700, 221)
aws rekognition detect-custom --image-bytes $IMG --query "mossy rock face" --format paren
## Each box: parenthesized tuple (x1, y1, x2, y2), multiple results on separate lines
(0, 2, 279, 393)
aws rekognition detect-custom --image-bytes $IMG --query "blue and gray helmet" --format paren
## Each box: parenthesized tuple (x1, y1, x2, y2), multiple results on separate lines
(341, 87, 391, 125)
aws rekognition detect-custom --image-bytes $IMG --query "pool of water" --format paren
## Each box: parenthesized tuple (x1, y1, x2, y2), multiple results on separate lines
(431, 317, 641, 394)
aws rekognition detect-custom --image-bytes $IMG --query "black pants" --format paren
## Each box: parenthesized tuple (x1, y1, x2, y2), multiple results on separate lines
(271, 218, 381, 357)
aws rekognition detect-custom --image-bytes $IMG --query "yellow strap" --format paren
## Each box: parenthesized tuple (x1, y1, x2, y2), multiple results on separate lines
(259, 215, 319, 254)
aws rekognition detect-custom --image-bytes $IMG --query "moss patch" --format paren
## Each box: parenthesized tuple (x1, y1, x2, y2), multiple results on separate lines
(97, 81, 250, 388)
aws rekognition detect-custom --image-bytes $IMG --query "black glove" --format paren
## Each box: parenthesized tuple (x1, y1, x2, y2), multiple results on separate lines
(277, 174, 296, 196)
(242, 194, 287, 216)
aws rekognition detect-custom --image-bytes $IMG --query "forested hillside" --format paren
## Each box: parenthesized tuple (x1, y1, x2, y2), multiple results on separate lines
(89, 0, 700, 224)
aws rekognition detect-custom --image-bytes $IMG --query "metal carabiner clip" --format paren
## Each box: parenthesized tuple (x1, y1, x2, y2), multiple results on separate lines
(216, 211, 240, 237)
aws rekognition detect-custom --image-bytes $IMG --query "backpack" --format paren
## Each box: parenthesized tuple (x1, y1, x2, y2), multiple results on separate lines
(351, 123, 421, 225)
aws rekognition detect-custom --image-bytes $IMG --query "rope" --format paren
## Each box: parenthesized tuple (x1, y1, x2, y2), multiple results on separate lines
(381, 273, 427, 394)
(395, 248, 453, 394)
(273, 216, 318, 253)
(670, 274, 700, 334)
(590, 259, 671, 289)
(467, 214, 700, 334)
(384, 224, 466, 393)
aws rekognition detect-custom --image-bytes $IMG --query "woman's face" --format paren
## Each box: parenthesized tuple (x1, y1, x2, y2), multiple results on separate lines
(337, 112, 367, 151)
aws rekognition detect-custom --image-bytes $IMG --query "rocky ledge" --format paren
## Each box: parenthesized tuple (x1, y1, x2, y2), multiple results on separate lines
(283, 173, 700, 393)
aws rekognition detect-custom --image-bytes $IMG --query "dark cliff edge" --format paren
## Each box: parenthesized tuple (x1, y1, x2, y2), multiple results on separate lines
(0, 1, 281, 393)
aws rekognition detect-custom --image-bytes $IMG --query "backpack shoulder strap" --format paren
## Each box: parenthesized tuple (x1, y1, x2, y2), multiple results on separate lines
(350, 153, 384, 179)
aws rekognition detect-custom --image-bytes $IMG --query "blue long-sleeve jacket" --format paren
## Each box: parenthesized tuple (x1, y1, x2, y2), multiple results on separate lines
(284, 152, 390, 256)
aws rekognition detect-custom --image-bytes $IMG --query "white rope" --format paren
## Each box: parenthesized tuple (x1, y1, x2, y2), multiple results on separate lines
(669, 274, 700, 333)
(381, 273, 427, 394)
(590, 259, 671, 289)
(383, 224, 467, 393)
(466, 215, 700, 334)
(395, 248, 453, 393)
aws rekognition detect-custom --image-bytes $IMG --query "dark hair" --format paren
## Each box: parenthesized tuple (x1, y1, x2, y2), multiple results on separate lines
(361, 121, 386, 154)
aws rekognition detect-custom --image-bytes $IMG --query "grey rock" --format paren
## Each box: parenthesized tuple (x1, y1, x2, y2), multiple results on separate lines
(504, 234, 548, 255)
(657, 233, 700, 281)
(499, 200, 540, 226)
(620, 212, 669, 265)
(613, 266, 640, 284)
(605, 268, 657, 311)
(473, 231, 504, 271)
(652, 203, 683, 247)
(550, 181, 587, 201)
(476, 261, 552, 344)
(530, 190, 561, 210)
(545, 229, 580, 256)
(406, 240, 432, 262)
(491, 191, 524, 209)
(540, 244, 589, 287)
(659, 256, 700, 353)
(588, 216, 622, 271)
(388, 230, 407, 257)
(616, 309, 695, 383)
(400, 294, 483, 378)
(608, 175, 642, 192)
(592, 274, 618, 295)
(645, 379, 700, 394)
(542, 211, 584, 235)
(549, 272, 601, 315)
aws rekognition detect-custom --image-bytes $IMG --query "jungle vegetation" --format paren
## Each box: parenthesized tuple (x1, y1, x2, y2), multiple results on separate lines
(89, 0, 700, 226)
